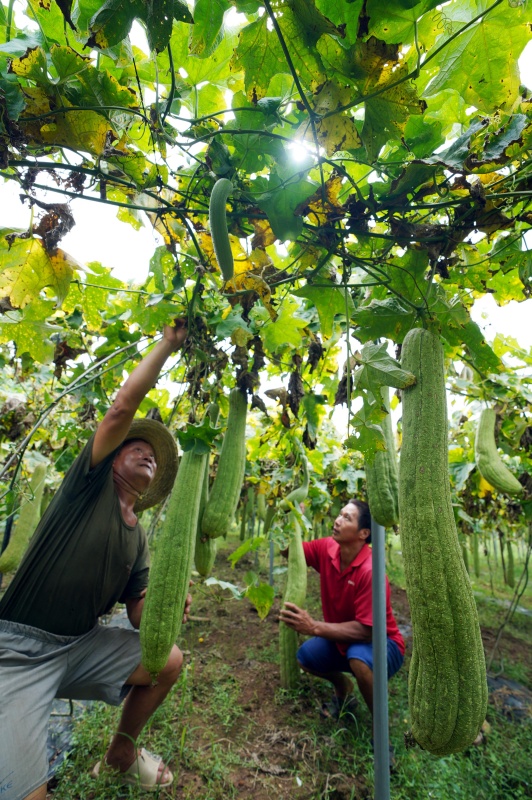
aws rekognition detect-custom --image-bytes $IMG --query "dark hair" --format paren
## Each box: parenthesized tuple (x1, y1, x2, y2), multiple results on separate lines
(347, 499, 372, 544)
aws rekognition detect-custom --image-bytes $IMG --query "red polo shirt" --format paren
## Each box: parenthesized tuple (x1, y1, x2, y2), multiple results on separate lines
(303, 538, 405, 657)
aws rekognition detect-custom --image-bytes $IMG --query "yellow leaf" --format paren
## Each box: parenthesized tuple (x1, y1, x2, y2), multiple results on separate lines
(225, 242, 278, 321)
(0, 232, 76, 307)
(19, 91, 112, 156)
(305, 175, 344, 227)
(139, 189, 186, 245)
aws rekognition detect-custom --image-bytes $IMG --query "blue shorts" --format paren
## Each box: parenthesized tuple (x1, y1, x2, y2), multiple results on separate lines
(297, 636, 403, 679)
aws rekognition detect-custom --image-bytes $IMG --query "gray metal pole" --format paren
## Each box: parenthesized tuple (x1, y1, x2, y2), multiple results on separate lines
(371, 519, 391, 800)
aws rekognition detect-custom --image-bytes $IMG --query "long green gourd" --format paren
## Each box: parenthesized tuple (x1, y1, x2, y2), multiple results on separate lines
(194, 403, 220, 578)
(209, 177, 234, 281)
(279, 514, 307, 689)
(0, 464, 47, 573)
(140, 448, 206, 680)
(365, 386, 399, 527)
(399, 327, 487, 756)
(202, 387, 247, 540)
(475, 408, 523, 495)
(194, 457, 217, 577)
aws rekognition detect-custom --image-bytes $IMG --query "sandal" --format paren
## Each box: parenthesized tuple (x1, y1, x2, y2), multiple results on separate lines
(91, 748, 173, 790)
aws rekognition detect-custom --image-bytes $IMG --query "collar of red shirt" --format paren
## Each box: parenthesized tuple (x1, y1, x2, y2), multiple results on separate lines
(326, 539, 372, 573)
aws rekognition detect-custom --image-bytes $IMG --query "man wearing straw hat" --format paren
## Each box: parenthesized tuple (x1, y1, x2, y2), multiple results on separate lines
(0, 321, 187, 799)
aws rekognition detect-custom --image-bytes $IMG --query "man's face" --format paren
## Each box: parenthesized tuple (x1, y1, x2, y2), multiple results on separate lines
(332, 503, 366, 546)
(113, 439, 157, 489)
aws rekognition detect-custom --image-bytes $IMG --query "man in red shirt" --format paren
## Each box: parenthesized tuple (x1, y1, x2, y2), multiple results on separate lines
(279, 499, 404, 723)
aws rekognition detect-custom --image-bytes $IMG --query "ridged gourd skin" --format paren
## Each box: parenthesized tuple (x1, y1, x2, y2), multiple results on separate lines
(140, 449, 206, 679)
(365, 386, 399, 527)
(475, 408, 523, 495)
(399, 328, 487, 756)
(201, 387, 247, 540)
(257, 491, 267, 522)
(209, 178, 234, 281)
(194, 404, 220, 578)
(0, 464, 47, 574)
(194, 457, 218, 577)
(280, 516, 307, 689)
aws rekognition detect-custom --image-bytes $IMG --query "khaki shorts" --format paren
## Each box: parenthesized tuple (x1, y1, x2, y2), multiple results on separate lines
(0, 618, 142, 800)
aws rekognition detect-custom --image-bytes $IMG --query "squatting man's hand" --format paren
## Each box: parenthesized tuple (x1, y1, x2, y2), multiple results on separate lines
(279, 602, 317, 636)
(183, 591, 192, 624)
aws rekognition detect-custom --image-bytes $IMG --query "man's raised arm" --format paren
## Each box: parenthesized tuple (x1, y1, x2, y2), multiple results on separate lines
(91, 321, 187, 468)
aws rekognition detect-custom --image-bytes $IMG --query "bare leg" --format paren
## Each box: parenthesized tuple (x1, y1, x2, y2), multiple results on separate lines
(104, 645, 183, 781)
(24, 785, 47, 800)
(298, 661, 354, 700)
(349, 658, 374, 716)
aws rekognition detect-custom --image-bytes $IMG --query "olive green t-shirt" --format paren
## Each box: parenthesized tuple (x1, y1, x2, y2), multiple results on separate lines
(0, 436, 150, 636)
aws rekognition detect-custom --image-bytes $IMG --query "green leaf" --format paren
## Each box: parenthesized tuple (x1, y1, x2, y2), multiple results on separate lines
(231, 16, 287, 101)
(340, 38, 426, 161)
(0, 300, 62, 363)
(0, 75, 25, 121)
(149, 246, 173, 292)
(189, 0, 230, 58)
(144, 0, 179, 53)
(344, 399, 387, 461)
(354, 341, 416, 394)
(176, 417, 220, 455)
(228, 536, 265, 567)
(301, 392, 326, 441)
(519, 251, 532, 294)
(425, 118, 487, 170)
(255, 166, 318, 242)
(215, 309, 252, 340)
(244, 580, 275, 620)
(27, 0, 66, 44)
(422, 1, 532, 113)
(352, 297, 418, 343)
(203, 577, 243, 599)
(438, 300, 502, 374)
(88, 0, 144, 49)
(387, 248, 429, 306)
(366, 0, 442, 44)
(293, 284, 353, 338)
(482, 114, 529, 162)
(0, 33, 44, 56)
(260, 296, 308, 352)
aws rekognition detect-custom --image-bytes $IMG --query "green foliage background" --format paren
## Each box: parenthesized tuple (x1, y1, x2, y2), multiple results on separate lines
(0, 0, 531, 536)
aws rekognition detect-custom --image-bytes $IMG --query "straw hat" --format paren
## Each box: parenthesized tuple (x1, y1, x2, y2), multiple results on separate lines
(122, 418, 178, 512)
